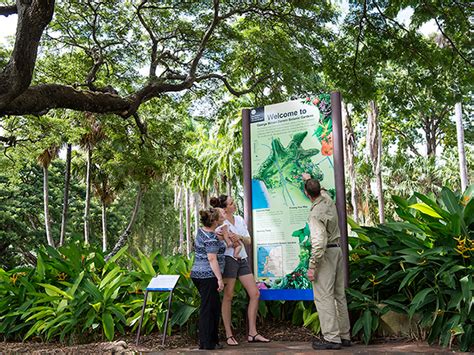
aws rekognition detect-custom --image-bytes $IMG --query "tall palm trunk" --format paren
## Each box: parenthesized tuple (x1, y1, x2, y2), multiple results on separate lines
(84, 147, 92, 244)
(105, 185, 144, 261)
(193, 192, 200, 237)
(38, 146, 58, 247)
(101, 200, 107, 252)
(367, 101, 385, 224)
(342, 103, 359, 222)
(455, 102, 469, 191)
(42, 165, 55, 247)
(178, 185, 184, 254)
(59, 143, 72, 246)
(185, 188, 191, 257)
(226, 177, 232, 197)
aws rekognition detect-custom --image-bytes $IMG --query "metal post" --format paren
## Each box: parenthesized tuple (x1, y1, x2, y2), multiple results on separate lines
(162, 291, 174, 346)
(241, 108, 252, 339)
(330, 92, 350, 288)
(135, 290, 149, 346)
(242, 108, 253, 269)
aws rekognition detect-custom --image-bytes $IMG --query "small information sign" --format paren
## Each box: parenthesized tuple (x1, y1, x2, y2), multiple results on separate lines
(136, 274, 180, 346)
(147, 275, 180, 291)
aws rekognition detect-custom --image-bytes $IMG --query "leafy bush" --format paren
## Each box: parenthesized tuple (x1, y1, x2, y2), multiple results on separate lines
(0, 243, 201, 342)
(347, 186, 473, 351)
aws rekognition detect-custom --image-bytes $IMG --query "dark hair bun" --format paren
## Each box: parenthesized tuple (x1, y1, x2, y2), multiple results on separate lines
(209, 195, 228, 208)
(200, 208, 220, 227)
(209, 197, 220, 208)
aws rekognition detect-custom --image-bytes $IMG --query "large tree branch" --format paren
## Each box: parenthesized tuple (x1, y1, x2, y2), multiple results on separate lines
(0, 4, 16, 16)
(195, 73, 269, 96)
(353, 0, 366, 81)
(189, 0, 220, 78)
(433, 17, 473, 67)
(0, 0, 55, 110)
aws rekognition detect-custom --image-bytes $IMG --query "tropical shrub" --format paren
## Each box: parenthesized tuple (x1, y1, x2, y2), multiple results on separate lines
(347, 186, 473, 351)
(0, 243, 202, 342)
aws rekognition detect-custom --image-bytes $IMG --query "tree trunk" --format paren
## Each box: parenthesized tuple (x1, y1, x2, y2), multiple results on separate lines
(185, 188, 191, 257)
(226, 177, 232, 197)
(59, 143, 72, 246)
(367, 101, 384, 224)
(105, 186, 144, 261)
(178, 185, 184, 254)
(455, 102, 469, 191)
(193, 192, 200, 238)
(423, 116, 438, 157)
(375, 124, 385, 223)
(200, 190, 209, 208)
(101, 200, 107, 252)
(342, 103, 359, 223)
(84, 147, 92, 244)
(42, 165, 55, 247)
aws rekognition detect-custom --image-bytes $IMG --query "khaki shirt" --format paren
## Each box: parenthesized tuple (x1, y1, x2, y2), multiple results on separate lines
(308, 193, 340, 270)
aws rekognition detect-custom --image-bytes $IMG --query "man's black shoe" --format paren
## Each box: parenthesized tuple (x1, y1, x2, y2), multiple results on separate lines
(312, 339, 342, 350)
(341, 339, 352, 347)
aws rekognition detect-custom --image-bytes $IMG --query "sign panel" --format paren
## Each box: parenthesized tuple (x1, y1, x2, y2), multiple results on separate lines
(146, 275, 180, 291)
(249, 95, 335, 290)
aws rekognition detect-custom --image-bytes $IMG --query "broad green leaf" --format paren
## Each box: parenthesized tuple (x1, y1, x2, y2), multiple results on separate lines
(36, 252, 45, 280)
(102, 312, 114, 341)
(105, 245, 128, 267)
(38, 283, 73, 300)
(409, 203, 442, 218)
(100, 266, 121, 290)
(91, 302, 102, 313)
(69, 270, 84, 297)
(362, 309, 372, 344)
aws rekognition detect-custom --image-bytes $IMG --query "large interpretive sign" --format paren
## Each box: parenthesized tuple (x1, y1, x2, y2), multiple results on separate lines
(248, 95, 337, 290)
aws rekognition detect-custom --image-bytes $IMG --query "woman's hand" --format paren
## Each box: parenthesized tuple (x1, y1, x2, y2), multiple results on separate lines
(217, 278, 224, 292)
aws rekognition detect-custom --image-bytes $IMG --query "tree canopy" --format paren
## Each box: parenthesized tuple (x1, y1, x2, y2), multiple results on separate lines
(0, 0, 335, 117)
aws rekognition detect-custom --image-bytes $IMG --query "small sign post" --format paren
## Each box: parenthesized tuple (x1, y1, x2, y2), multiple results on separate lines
(135, 275, 180, 346)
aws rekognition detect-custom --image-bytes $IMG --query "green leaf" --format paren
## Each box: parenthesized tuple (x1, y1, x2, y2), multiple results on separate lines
(170, 304, 198, 327)
(409, 203, 442, 218)
(138, 249, 155, 276)
(36, 252, 45, 280)
(100, 266, 121, 290)
(69, 270, 84, 297)
(362, 309, 373, 344)
(441, 187, 461, 215)
(105, 245, 128, 267)
(38, 283, 73, 300)
(459, 275, 471, 310)
(102, 312, 114, 341)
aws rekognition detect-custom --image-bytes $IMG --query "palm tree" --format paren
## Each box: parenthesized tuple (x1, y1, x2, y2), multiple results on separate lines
(59, 143, 72, 246)
(92, 169, 115, 252)
(37, 145, 60, 247)
(79, 113, 105, 244)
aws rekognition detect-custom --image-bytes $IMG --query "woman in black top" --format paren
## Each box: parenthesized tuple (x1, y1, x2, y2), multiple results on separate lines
(190, 207, 227, 350)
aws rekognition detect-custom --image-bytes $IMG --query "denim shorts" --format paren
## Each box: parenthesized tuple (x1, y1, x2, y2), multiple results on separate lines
(223, 256, 252, 279)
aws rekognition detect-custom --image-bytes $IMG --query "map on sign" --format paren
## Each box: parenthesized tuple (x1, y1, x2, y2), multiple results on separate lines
(257, 245, 283, 277)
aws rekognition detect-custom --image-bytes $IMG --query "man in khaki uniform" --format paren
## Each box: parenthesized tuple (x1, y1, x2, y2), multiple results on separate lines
(304, 177, 351, 350)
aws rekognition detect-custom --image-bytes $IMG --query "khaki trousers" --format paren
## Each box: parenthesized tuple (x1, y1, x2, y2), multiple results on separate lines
(312, 247, 351, 343)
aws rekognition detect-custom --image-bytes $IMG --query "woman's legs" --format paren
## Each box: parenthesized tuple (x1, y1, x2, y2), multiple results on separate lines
(222, 277, 237, 344)
(239, 273, 269, 342)
(192, 277, 220, 349)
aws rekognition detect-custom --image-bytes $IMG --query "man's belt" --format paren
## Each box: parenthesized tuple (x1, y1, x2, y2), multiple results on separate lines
(327, 243, 340, 248)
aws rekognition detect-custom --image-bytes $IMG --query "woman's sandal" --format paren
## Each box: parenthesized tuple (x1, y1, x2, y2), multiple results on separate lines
(248, 333, 270, 343)
(226, 335, 239, 346)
